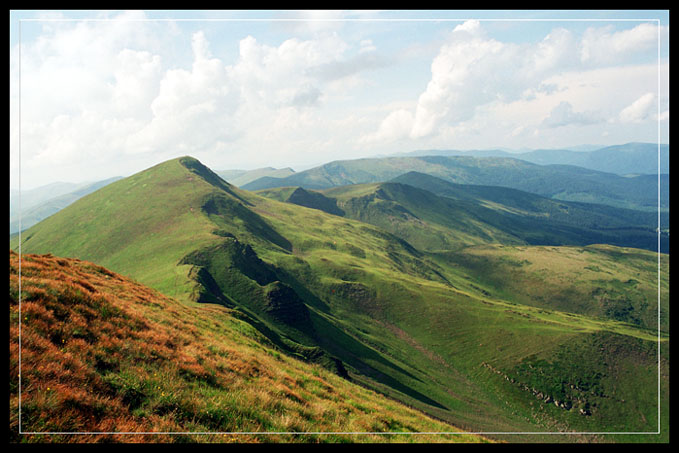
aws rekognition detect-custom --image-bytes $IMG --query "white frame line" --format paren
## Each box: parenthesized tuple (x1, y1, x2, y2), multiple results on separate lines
(14, 13, 665, 439)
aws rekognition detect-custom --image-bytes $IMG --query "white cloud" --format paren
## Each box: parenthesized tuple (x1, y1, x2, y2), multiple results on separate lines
(406, 21, 587, 139)
(580, 23, 662, 66)
(111, 49, 163, 118)
(126, 31, 238, 154)
(619, 92, 656, 123)
(229, 34, 347, 108)
(410, 25, 511, 138)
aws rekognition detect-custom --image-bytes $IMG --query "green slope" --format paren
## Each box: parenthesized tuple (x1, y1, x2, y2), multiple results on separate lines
(12, 156, 669, 442)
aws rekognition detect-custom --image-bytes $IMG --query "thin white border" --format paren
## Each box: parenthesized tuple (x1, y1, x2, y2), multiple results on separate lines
(17, 18, 664, 22)
(656, 18, 662, 435)
(14, 13, 665, 440)
(17, 17, 23, 437)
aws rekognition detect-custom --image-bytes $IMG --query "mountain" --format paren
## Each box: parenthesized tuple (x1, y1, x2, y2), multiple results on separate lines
(10, 250, 484, 443)
(11, 156, 669, 442)
(242, 155, 667, 212)
(217, 167, 296, 187)
(10, 177, 122, 235)
(400, 143, 669, 176)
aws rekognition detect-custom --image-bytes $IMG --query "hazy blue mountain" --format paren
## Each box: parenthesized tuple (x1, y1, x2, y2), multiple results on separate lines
(9, 177, 122, 234)
(400, 143, 669, 175)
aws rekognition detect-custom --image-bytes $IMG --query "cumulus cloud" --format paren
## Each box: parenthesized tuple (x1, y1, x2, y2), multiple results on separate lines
(619, 92, 656, 123)
(126, 31, 239, 154)
(111, 49, 162, 118)
(229, 34, 347, 108)
(408, 21, 580, 139)
(359, 39, 377, 54)
(410, 22, 512, 138)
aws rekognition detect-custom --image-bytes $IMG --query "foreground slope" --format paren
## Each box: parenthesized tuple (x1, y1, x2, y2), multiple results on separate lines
(12, 157, 669, 442)
(10, 251, 484, 443)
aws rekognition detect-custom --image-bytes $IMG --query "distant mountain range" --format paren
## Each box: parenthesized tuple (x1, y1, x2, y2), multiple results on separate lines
(242, 153, 668, 212)
(398, 142, 669, 176)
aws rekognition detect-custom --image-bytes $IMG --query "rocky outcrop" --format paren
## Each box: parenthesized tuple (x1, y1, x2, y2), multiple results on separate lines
(481, 362, 591, 416)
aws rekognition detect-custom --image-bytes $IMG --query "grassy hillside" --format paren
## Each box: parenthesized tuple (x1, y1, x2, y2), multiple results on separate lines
(10, 251, 485, 443)
(241, 155, 667, 212)
(12, 156, 669, 442)
(431, 244, 669, 333)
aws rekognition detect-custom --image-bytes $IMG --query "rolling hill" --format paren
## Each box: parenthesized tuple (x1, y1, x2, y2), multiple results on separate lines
(241, 155, 667, 212)
(11, 156, 669, 442)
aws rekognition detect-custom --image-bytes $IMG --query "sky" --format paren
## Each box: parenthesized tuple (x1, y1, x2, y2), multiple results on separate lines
(9, 10, 670, 190)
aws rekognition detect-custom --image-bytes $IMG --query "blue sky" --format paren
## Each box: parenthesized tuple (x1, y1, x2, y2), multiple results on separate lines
(9, 10, 669, 189)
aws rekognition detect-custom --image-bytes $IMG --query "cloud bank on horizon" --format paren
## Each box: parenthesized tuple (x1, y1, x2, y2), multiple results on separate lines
(10, 10, 669, 189)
